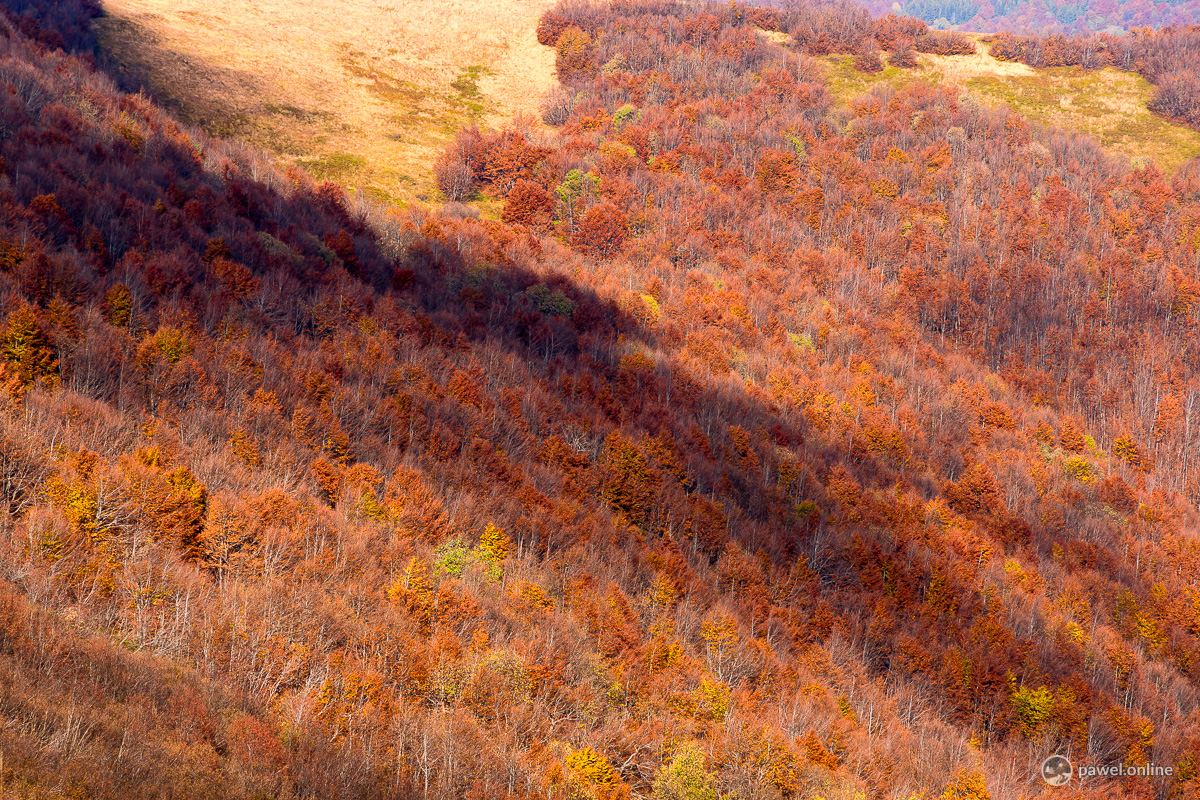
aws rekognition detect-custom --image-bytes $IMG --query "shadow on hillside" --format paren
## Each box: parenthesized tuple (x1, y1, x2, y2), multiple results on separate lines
(92, 10, 270, 140)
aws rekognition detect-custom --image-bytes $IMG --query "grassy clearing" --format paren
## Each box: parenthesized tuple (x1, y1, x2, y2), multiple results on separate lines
(962, 66, 1200, 173)
(821, 54, 935, 100)
(95, 0, 557, 205)
(819, 40, 1200, 174)
(340, 54, 495, 141)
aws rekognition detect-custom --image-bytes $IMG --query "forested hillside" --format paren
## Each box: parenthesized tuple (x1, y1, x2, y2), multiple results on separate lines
(0, 1, 1198, 799)
(854, 0, 1200, 37)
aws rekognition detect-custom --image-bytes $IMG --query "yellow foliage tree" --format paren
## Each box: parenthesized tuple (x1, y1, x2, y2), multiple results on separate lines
(1, 303, 57, 387)
(700, 611, 739, 681)
(477, 522, 511, 579)
(652, 743, 718, 800)
(565, 746, 629, 800)
(940, 769, 990, 800)
(229, 428, 262, 470)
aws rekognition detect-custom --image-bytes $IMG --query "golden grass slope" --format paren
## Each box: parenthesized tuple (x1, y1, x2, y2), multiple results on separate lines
(96, 0, 558, 206)
(822, 38, 1200, 174)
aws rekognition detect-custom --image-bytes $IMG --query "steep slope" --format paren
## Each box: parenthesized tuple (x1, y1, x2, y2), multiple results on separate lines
(0, 3, 1198, 800)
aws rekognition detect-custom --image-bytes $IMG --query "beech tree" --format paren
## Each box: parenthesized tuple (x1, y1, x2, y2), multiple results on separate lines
(1, 304, 57, 387)
(555, 26, 597, 85)
(572, 202, 628, 258)
(501, 179, 555, 231)
(652, 743, 718, 800)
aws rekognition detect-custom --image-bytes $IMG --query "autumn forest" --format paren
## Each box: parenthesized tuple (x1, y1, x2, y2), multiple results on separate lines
(0, 0, 1199, 798)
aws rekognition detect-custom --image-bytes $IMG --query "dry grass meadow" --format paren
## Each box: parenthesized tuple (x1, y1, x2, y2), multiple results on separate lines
(95, 0, 558, 206)
(822, 37, 1200, 174)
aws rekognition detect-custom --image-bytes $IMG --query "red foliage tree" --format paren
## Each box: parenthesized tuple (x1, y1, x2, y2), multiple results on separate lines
(756, 149, 800, 193)
(536, 11, 572, 46)
(477, 130, 550, 194)
(555, 26, 596, 85)
(890, 40, 919, 68)
(572, 202, 627, 258)
(914, 31, 976, 55)
(322, 229, 360, 274)
(501, 179, 555, 231)
(853, 48, 885, 73)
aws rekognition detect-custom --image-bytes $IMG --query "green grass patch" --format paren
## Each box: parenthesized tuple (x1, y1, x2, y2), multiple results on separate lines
(452, 65, 494, 119)
(364, 185, 408, 208)
(262, 103, 332, 123)
(473, 195, 505, 220)
(202, 113, 252, 140)
(340, 56, 498, 154)
(452, 65, 490, 100)
(820, 54, 936, 101)
(296, 151, 367, 182)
